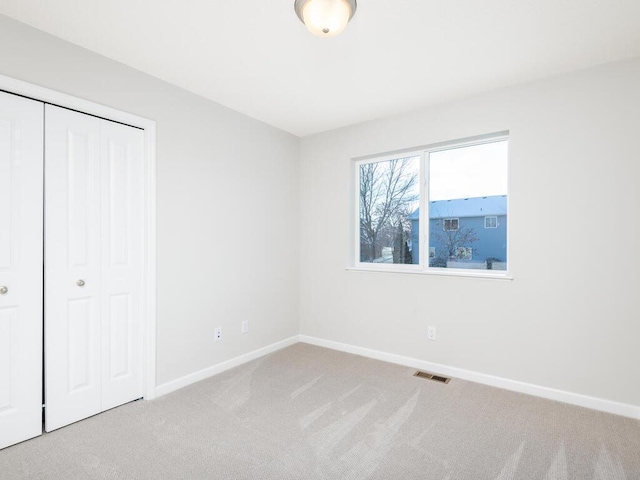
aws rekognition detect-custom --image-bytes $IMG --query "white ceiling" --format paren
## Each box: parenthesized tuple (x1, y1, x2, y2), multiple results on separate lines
(1, 0, 639, 137)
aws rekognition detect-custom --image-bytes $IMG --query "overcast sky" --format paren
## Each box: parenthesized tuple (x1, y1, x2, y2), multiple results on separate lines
(429, 140, 508, 201)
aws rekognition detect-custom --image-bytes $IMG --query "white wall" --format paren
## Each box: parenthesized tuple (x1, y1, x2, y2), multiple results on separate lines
(2, 12, 638, 410)
(299, 58, 640, 408)
(0, 15, 300, 386)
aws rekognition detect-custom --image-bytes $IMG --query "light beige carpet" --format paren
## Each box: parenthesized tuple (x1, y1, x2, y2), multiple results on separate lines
(1, 343, 639, 479)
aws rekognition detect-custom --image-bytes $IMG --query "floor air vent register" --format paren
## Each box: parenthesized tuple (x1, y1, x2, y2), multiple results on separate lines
(414, 371, 451, 384)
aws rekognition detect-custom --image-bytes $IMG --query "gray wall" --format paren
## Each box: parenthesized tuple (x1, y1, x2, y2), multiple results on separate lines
(299, 58, 640, 407)
(0, 15, 300, 386)
(2, 12, 638, 409)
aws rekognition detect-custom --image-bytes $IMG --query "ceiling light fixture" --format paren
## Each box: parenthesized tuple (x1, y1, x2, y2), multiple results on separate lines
(294, 0, 357, 37)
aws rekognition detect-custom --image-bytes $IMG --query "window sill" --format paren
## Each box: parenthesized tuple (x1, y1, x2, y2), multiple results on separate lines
(346, 265, 513, 280)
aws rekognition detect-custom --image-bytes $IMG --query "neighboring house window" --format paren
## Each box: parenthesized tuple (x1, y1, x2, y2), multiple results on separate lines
(484, 216, 498, 228)
(443, 218, 459, 231)
(354, 135, 508, 274)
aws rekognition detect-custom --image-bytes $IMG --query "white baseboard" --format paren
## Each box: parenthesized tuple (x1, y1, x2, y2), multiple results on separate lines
(299, 335, 640, 420)
(154, 334, 639, 420)
(155, 336, 299, 397)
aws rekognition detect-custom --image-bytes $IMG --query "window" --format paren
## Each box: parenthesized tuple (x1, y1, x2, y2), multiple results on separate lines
(443, 218, 459, 231)
(455, 247, 472, 260)
(358, 154, 420, 265)
(484, 216, 497, 228)
(354, 135, 508, 275)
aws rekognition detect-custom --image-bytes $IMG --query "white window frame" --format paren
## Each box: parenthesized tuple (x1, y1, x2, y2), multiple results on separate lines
(485, 216, 498, 229)
(443, 218, 459, 231)
(353, 151, 423, 273)
(350, 132, 511, 280)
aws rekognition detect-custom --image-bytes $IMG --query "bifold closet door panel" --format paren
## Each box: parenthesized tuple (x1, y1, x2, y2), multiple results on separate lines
(0, 92, 44, 449)
(99, 120, 144, 412)
(45, 105, 145, 432)
(45, 105, 102, 432)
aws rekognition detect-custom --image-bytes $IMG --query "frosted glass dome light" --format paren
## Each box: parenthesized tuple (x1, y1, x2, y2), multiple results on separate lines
(294, 0, 357, 37)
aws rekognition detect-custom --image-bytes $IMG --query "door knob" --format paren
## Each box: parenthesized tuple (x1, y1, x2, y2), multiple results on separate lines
(0, 286, 7, 295)
(76, 280, 85, 287)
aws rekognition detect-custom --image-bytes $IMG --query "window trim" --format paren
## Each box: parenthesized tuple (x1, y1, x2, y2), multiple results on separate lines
(455, 246, 473, 260)
(484, 216, 498, 229)
(443, 218, 459, 231)
(353, 150, 423, 272)
(351, 132, 510, 279)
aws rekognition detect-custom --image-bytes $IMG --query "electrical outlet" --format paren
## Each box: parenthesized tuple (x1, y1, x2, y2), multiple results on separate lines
(427, 326, 437, 341)
(215, 327, 222, 342)
(241, 320, 249, 334)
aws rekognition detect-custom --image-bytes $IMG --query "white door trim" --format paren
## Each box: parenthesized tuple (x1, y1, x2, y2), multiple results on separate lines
(0, 73, 157, 401)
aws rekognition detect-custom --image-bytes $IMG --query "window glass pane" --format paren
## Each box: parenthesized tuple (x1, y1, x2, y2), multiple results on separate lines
(444, 218, 459, 231)
(485, 216, 497, 229)
(429, 141, 508, 270)
(359, 156, 420, 264)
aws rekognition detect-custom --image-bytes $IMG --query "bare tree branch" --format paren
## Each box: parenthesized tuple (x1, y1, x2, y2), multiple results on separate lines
(359, 157, 418, 262)
(430, 219, 478, 266)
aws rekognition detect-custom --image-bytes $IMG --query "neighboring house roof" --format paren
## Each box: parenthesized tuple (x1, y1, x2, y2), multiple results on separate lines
(408, 195, 507, 220)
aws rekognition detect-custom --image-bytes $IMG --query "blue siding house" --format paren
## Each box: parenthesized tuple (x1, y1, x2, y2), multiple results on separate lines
(408, 195, 507, 268)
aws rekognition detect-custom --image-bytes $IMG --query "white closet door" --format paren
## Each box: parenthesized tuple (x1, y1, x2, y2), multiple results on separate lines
(0, 92, 43, 449)
(45, 106, 144, 431)
(100, 120, 144, 411)
(45, 105, 102, 432)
